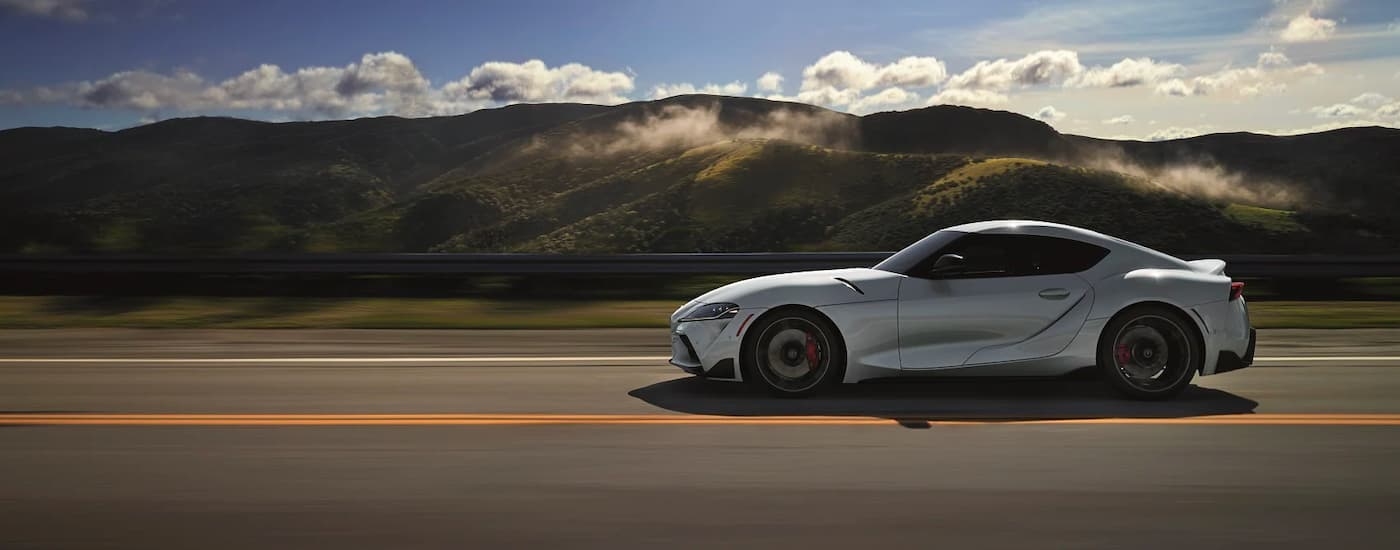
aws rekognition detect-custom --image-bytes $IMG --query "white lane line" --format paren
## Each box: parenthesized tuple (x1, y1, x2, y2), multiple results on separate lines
(1254, 356, 1400, 362)
(0, 356, 673, 364)
(0, 356, 1396, 364)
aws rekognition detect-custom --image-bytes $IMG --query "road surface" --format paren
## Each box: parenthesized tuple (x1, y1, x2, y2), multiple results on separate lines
(2, 328, 1399, 549)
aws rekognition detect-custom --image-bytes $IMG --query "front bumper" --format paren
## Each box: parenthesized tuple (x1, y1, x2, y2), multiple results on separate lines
(668, 309, 762, 381)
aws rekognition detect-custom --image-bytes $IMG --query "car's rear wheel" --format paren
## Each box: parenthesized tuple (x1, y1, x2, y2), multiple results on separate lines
(743, 308, 845, 397)
(1098, 304, 1200, 400)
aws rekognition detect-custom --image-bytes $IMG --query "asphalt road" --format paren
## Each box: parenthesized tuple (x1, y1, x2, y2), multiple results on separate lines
(2, 328, 1399, 549)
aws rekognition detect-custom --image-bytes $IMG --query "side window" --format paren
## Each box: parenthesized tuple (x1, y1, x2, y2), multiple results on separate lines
(923, 233, 1017, 278)
(1024, 236, 1109, 275)
(943, 235, 1014, 277)
(921, 234, 1108, 278)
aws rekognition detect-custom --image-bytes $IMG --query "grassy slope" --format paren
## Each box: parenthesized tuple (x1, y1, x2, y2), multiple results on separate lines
(0, 296, 1394, 330)
(521, 141, 970, 252)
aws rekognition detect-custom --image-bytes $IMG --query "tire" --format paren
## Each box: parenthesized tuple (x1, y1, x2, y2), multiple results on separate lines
(741, 307, 846, 397)
(1097, 304, 1201, 400)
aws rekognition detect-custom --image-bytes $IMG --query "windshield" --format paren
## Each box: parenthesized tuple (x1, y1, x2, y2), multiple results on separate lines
(872, 230, 966, 275)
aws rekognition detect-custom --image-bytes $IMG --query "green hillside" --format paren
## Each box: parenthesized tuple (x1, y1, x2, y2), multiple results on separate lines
(2, 94, 1397, 255)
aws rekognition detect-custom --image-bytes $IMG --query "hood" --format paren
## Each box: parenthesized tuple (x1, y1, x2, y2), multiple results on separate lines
(689, 268, 902, 312)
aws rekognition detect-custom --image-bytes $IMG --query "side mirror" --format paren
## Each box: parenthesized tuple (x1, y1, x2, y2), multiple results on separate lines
(929, 254, 963, 277)
(929, 253, 966, 275)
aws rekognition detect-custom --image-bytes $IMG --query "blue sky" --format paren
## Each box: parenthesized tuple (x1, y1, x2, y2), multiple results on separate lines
(1, 0, 1397, 138)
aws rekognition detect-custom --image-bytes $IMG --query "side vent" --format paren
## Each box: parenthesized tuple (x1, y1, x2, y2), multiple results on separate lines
(834, 277, 864, 295)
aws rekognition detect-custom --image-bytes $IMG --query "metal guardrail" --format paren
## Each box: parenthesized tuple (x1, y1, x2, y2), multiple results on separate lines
(2, 253, 1400, 278)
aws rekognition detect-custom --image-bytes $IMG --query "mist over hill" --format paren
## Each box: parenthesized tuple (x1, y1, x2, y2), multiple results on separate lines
(2, 94, 1396, 255)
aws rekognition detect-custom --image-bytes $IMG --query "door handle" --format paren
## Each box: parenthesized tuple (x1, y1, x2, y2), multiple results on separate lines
(1038, 288, 1071, 300)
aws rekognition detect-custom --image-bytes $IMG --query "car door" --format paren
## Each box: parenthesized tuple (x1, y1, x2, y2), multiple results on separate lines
(896, 233, 1097, 370)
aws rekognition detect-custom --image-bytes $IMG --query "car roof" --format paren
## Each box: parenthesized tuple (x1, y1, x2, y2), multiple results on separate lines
(943, 220, 1188, 267)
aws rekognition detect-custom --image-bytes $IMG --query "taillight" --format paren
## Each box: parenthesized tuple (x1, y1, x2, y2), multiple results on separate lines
(1229, 281, 1245, 301)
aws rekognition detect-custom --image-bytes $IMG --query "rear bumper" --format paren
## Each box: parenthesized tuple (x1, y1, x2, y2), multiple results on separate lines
(1214, 327, 1256, 375)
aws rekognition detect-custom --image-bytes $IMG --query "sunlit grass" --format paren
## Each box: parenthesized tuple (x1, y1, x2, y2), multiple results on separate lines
(1224, 204, 1306, 234)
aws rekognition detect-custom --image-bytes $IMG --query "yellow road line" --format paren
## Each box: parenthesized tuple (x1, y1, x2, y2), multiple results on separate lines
(4, 413, 1400, 426)
(0, 355, 1397, 364)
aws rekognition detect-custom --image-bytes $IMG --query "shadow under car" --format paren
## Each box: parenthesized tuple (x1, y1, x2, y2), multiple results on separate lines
(628, 375, 1258, 422)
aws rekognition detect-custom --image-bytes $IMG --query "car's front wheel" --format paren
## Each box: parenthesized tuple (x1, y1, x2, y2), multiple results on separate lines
(1097, 304, 1201, 400)
(742, 308, 845, 397)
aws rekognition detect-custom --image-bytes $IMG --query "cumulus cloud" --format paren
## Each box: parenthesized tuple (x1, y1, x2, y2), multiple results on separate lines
(944, 49, 1082, 91)
(1034, 105, 1066, 121)
(1103, 115, 1135, 125)
(926, 87, 1009, 107)
(782, 85, 862, 108)
(334, 52, 429, 96)
(848, 87, 918, 114)
(1279, 11, 1338, 42)
(1154, 52, 1323, 98)
(1257, 51, 1292, 68)
(1310, 103, 1367, 118)
(443, 59, 633, 104)
(1351, 92, 1392, 107)
(1377, 103, 1400, 118)
(649, 81, 747, 99)
(756, 72, 784, 93)
(779, 51, 949, 111)
(874, 56, 949, 88)
(799, 51, 947, 92)
(1064, 57, 1184, 88)
(1146, 126, 1205, 141)
(0, 53, 636, 119)
(0, 0, 88, 20)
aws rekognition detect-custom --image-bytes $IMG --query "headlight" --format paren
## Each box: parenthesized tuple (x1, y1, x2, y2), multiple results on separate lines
(678, 302, 740, 322)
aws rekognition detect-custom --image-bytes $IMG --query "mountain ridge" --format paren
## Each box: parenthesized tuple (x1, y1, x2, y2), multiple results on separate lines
(2, 94, 1396, 254)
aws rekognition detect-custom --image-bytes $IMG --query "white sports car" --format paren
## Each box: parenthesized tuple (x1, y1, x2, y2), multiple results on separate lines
(669, 220, 1255, 400)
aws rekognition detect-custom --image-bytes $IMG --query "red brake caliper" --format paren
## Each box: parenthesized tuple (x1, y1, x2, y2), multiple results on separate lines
(1115, 344, 1133, 366)
(805, 332, 821, 366)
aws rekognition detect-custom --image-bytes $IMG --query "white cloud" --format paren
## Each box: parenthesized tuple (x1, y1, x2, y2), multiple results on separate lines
(649, 81, 747, 99)
(1351, 92, 1392, 107)
(756, 72, 784, 93)
(801, 51, 877, 91)
(335, 52, 429, 96)
(0, 0, 87, 21)
(1154, 53, 1323, 98)
(785, 51, 946, 110)
(1034, 105, 1066, 121)
(444, 59, 634, 104)
(926, 87, 1009, 107)
(1257, 51, 1290, 68)
(1279, 11, 1338, 42)
(848, 87, 918, 114)
(874, 56, 949, 88)
(792, 85, 863, 108)
(75, 70, 212, 111)
(1377, 103, 1400, 118)
(209, 52, 439, 116)
(944, 49, 1082, 91)
(799, 50, 947, 91)
(0, 53, 636, 119)
(1103, 114, 1135, 125)
(1146, 126, 1205, 141)
(1310, 103, 1366, 118)
(1064, 57, 1183, 88)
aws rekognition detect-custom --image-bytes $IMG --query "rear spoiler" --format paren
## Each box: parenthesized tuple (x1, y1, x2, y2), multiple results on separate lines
(1187, 259, 1227, 276)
